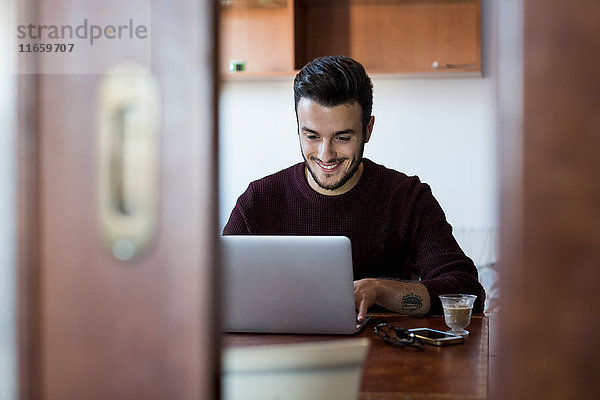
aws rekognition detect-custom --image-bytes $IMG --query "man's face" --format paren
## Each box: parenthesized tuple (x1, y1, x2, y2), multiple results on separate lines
(297, 98, 373, 194)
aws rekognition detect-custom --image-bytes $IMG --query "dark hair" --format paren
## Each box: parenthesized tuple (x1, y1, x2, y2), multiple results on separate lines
(294, 55, 373, 133)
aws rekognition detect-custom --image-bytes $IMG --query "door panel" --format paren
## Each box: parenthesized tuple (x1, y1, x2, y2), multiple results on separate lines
(18, 0, 218, 398)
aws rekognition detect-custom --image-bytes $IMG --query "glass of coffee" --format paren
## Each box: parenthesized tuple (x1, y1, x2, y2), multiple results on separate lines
(439, 294, 477, 336)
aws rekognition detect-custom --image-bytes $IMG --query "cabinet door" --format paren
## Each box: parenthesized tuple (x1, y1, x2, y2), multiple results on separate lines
(17, 0, 218, 399)
(220, 0, 295, 75)
(295, 0, 481, 74)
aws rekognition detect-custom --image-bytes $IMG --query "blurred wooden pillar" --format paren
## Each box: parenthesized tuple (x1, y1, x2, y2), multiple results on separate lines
(497, 0, 600, 398)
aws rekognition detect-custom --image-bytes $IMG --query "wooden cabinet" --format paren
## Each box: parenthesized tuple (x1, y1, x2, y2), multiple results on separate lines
(220, 0, 481, 77)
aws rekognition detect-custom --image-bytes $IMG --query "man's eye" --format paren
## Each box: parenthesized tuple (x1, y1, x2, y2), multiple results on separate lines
(306, 134, 319, 140)
(336, 136, 351, 142)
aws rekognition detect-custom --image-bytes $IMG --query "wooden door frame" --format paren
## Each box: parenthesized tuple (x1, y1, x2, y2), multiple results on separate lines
(16, 0, 42, 396)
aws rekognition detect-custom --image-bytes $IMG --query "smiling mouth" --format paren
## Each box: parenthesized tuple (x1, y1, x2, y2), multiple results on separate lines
(315, 159, 344, 172)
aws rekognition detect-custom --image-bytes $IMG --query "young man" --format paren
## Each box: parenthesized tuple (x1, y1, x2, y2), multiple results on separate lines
(223, 55, 485, 320)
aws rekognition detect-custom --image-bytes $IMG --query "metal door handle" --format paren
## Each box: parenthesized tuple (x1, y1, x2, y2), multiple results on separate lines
(98, 63, 160, 261)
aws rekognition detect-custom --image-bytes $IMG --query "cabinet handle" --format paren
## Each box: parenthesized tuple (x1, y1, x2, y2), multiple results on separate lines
(431, 61, 478, 69)
(98, 63, 160, 261)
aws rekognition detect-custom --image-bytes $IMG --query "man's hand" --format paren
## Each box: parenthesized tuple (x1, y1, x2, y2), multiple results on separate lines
(354, 279, 379, 322)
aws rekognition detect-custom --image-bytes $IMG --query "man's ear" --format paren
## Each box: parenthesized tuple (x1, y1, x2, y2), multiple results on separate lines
(364, 115, 375, 143)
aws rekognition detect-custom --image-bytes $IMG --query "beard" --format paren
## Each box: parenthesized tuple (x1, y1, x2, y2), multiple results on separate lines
(302, 142, 365, 191)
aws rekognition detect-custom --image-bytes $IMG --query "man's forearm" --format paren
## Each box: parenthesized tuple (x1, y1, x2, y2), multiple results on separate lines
(367, 278, 432, 315)
(354, 278, 431, 320)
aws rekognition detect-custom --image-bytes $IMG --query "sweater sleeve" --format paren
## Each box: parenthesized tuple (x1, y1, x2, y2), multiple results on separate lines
(407, 185, 486, 314)
(223, 185, 254, 235)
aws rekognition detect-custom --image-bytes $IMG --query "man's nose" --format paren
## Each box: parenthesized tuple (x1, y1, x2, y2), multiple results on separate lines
(318, 140, 335, 161)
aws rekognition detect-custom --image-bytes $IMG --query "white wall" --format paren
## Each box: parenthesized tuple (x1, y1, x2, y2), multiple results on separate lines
(219, 77, 300, 230)
(219, 75, 497, 232)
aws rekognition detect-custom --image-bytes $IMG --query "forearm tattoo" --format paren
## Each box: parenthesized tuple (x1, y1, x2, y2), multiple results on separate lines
(401, 293, 423, 311)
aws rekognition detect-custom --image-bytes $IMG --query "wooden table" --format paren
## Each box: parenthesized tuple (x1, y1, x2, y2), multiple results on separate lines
(224, 314, 490, 400)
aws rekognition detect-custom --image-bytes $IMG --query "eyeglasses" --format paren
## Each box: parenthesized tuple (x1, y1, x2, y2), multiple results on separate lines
(374, 323, 424, 351)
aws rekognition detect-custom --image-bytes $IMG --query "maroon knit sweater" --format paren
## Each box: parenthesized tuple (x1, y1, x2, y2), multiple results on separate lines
(223, 158, 485, 314)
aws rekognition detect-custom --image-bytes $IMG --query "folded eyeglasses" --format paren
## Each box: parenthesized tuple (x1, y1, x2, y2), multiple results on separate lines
(374, 323, 425, 351)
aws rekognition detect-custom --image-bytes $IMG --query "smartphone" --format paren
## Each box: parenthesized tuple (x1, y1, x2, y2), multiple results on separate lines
(408, 328, 464, 346)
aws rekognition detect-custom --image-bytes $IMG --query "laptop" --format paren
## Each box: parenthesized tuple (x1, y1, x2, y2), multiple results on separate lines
(221, 235, 370, 334)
